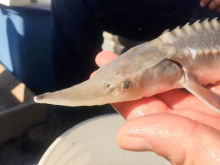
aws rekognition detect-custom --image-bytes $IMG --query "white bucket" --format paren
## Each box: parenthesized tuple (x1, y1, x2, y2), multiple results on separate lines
(39, 114, 171, 165)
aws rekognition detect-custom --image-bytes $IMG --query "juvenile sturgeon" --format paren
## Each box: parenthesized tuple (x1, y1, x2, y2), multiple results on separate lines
(34, 18, 220, 113)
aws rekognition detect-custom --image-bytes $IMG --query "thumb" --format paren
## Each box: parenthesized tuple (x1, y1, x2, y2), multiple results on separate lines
(116, 114, 220, 165)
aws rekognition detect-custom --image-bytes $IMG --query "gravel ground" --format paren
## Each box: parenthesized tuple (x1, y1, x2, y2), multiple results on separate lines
(0, 119, 75, 165)
(0, 135, 41, 165)
(0, 105, 115, 165)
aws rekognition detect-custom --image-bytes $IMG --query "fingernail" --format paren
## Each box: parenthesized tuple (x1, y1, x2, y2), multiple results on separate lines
(118, 136, 153, 151)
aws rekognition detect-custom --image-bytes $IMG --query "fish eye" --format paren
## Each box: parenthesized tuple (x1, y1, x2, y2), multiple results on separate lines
(121, 81, 132, 90)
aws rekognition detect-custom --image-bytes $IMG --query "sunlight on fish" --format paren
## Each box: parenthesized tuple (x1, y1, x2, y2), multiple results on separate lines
(34, 18, 220, 113)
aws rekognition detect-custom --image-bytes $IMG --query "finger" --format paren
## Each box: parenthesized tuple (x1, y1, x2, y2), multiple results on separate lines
(95, 51, 118, 67)
(209, 0, 220, 10)
(90, 51, 118, 77)
(156, 86, 220, 116)
(170, 108, 220, 130)
(156, 89, 190, 110)
(116, 114, 220, 165)
(157, 89, 212, 112)
(112, 92, 220, 130)
(90, 71, 97, 78)
(200, 0, 212, 7)
(112, 96, 169, 121)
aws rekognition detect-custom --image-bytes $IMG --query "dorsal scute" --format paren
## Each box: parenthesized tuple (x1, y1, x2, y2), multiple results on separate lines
(210, 17, 220, 31)
(159, 18, 220, 45)
(181, 22, 194, 35)
(202, 18, 214, 32)
(172, 26, 185, 38)
(191, 20, 201, 32)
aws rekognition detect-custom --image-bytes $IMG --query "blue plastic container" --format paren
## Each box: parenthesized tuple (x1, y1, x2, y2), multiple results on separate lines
(0, 5, 54, 93)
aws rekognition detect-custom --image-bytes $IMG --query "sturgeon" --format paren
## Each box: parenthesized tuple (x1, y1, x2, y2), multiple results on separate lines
(34, 18, 220, 113)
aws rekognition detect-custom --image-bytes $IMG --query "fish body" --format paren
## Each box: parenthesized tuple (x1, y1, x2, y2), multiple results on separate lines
(34, 18, 220, 113)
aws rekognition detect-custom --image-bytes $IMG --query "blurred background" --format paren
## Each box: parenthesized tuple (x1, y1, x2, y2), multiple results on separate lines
(0, 0, 219, 164)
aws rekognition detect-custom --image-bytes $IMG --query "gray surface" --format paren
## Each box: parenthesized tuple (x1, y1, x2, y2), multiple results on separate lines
(0, 33, 139, 164)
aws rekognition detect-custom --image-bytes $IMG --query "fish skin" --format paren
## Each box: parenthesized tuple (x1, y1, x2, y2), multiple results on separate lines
(34, 18, 220, 113)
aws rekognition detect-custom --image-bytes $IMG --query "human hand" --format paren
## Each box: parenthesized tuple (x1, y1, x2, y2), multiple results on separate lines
(94, 51, 220, 165)
(200, 0, 220, 12)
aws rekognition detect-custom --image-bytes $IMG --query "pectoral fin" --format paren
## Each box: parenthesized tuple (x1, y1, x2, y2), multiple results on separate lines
(183, 72, 220, 113)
